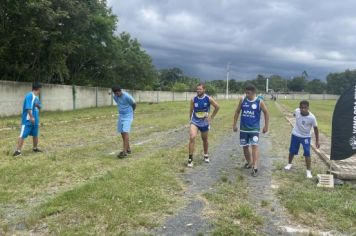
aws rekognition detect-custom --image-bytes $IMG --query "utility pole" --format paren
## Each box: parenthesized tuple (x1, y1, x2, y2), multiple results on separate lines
(266, 76, 269, 93)
(226, 62, 230, 99)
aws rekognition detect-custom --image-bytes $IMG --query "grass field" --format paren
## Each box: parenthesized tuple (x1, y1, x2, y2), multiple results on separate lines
(268, 101, 356, 234)
(1, 99, 355, 235)
(1, 100, 259, 235)
(278, 100, 336, 136)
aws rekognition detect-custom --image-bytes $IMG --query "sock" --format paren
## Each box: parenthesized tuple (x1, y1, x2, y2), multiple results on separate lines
(188, 155, 193, 163)
(204, 154, 208, 158)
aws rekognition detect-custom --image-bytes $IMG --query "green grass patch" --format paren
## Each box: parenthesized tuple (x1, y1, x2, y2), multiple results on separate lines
(204, 175, 262, 236)
(268, 101, 356, 234)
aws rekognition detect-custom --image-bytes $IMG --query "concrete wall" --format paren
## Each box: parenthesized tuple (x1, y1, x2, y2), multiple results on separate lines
(0, 80, 340, 117)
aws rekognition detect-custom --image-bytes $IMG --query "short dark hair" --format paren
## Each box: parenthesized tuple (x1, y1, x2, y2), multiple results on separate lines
(197, 83, 205, 89)
(112, 85, 122, 93)
(245, 84, 256, 92)
(300, 100, 309, 107)
(32, 82, 42, 90)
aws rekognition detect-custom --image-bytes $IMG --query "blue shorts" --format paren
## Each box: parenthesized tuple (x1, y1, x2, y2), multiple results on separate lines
(118, 118, 133, 133)
(289, 134, 311, 157)
(240, 132, 259, 146)
(19, 125, 39, 139)
(191, 122, 210, 132)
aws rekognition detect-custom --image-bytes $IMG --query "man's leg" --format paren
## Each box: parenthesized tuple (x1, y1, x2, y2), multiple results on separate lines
(188, 124, 198, 166)
(303, 137, 313, 178)
(305, 157, 311, 170)
(201, 131, 208, 155)
(285, 135, 299, 170)
(251, 145, 259, 169)
(121, 132, 130, 153)
(33, 136, 38, 149)
(243, 146, 251, 164)
(16, 137, 25, 152)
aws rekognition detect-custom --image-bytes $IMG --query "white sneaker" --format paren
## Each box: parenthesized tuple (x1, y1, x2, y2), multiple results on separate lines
(187, 162, 193, 167)
(306, 170, 313, 178)
(284, 164, 292, 170)
(203, 155, 210, 163)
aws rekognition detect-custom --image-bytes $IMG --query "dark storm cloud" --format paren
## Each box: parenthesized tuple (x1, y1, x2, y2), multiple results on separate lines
(108, 0, 356, 80)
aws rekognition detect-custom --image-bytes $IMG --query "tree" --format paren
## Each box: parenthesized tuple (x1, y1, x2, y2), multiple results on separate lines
(171, 82, 188, 92)
(306, 79, 326, 94)
(288, 76, 307, 92)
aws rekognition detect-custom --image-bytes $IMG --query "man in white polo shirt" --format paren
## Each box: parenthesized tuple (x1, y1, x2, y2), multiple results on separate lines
(284, 100, 320, 178)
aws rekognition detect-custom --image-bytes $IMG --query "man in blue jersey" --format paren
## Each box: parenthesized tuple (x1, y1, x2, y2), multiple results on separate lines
(188, 83, 220, 167)
(13, 82, 42, 157)
(233, 84, 269, 177)
(112, 85, 136, 158)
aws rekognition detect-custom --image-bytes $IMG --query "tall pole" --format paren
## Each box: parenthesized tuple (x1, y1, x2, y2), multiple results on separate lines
(226, 62, 230, 99)
(266, 77, 269, 93)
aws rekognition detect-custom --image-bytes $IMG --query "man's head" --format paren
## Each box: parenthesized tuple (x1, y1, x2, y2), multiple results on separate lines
(299, 100, 310, 116)
(112, 85, 122, 97)
(32, 82, 42, 96)
(244, 84, 257, 100)
(196, 83, 206, 96)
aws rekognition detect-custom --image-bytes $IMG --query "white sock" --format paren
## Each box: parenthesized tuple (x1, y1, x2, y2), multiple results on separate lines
(306, 170, 312, 177)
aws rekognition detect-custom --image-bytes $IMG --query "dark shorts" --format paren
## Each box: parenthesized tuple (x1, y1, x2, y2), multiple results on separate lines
(191, 122, 210, 132)
(19, 124, 39, 139)
(240, 131, 259, 146)
(289, 134, 311, 157)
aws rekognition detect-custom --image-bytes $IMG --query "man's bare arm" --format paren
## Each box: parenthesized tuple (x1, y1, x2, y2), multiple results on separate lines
(233, 97, 243, 131)
(260, 101, 269, 133)
(209, 97, 220, 121)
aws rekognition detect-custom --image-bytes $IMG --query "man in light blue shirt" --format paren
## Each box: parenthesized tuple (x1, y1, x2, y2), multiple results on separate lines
(13, 82, 42, 157)
(112, 85, 136, 158)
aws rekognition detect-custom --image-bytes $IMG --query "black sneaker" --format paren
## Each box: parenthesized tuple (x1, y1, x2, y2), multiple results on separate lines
(13, 150, 22, 157)
(33, 148, 42, 153)
(251, 169, 258, 177)
(244, 163, 252, 169)
(127, 149, 132, 154)
(117, 151, 128, 159)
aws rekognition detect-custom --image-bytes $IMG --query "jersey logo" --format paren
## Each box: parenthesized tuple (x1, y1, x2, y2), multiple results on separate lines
(194, 103, 198, 107)
(251, 104, 257, 110)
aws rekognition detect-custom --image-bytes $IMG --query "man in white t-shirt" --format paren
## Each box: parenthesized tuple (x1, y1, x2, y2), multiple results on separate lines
(284, 100, 320, 178)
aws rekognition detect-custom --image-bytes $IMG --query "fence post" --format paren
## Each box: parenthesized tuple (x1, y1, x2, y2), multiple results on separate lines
(95, 87, 98, 107)
(156, 91, 159, 103)
(173, 91, 175, 102)
(111, 91, 113, 106)
(72, 85, 76, 110)
(186, 92, 188, 101)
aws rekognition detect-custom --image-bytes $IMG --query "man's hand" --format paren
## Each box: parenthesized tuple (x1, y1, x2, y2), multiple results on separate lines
(262, 126, 268, 134)
(30, 117, 35, 124)
(233, 125, 238, 132)
(315, 140, 320, 149)
(206, 116, 212, 124)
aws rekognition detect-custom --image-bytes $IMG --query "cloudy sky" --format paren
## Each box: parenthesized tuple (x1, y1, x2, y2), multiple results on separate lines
(107, 0, 356, 80)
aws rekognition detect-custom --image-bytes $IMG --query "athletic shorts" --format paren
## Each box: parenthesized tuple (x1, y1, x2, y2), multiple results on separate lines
(240, 131, 259, 146)
(289, 134, 311, 157)
(19, 124, 39, 139)
(118, 118, 133, 133)
(191, 122, 210, 132)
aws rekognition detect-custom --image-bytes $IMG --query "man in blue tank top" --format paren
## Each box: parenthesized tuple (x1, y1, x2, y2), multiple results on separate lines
(188, 83, 220, 167)
(233, 84, 269, 177)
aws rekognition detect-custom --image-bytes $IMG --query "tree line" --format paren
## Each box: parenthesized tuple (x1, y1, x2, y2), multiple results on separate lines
(0, 1, 355, 95)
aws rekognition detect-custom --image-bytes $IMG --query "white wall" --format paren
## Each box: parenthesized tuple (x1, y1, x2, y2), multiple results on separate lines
(0, 80, 340, 117)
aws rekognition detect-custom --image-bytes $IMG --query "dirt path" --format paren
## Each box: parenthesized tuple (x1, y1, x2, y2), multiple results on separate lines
(154, 133, 239, 235)
(154, 126, 327, 235)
